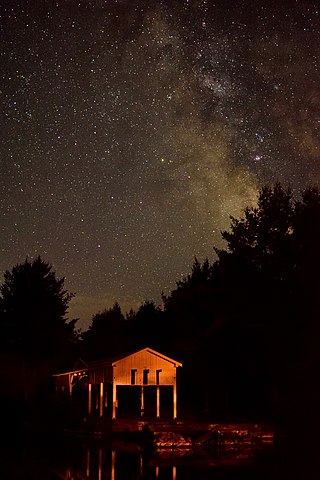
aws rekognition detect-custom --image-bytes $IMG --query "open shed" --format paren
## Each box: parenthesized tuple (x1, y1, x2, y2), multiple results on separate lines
(53, 347, 182, 420)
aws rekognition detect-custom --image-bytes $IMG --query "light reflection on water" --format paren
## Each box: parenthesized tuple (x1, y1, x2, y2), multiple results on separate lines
(49, 440, 269, 480)
(0, 437, 273, 480)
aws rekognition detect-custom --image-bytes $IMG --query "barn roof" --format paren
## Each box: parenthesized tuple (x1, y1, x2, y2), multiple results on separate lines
(53, 347, 182, 377)
(110, 347, 183, 367)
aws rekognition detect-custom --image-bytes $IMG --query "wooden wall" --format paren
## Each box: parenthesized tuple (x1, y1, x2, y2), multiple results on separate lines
(113, 349, 178, 386)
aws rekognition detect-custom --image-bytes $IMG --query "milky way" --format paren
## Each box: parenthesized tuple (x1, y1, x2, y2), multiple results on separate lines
(1, 0, 319, 329)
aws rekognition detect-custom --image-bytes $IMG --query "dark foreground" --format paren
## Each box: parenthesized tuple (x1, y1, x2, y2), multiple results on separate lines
(0, 421, 317, 480)
(0, 439, 270, 480)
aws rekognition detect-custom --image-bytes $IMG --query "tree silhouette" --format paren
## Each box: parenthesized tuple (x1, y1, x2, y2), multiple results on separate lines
(81, 302, 129, 359)
(215, 183, 320, 465)
(162, 258, 217, 353)
(159, 183, 320, 425)
(126, 300, 163, 350)
(0, 256, 76, 412)
(216, 182, 320, 335)
(0, 256, 76, 358)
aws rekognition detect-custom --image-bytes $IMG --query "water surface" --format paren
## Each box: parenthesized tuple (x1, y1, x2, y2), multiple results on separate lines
(1, 434, 275, 480)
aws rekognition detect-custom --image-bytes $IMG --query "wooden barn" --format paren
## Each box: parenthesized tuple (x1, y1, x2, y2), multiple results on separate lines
(53, 347, 182, 420)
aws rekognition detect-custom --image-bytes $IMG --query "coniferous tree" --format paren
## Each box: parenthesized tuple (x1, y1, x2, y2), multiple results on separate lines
(161, 183, 320, 425)
(127, 300, 163, 350)
(0, 256, 76, 359)
(0, 256, 76, 408)
(215, 183, 320, 463)
(81, 302, 129, 359)
(162, 257, 216, 353)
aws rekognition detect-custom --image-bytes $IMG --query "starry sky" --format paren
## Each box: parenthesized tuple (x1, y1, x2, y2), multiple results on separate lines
(1, 0, 319, 330)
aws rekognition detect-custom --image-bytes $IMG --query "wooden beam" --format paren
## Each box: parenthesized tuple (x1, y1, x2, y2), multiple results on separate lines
(141, 386, 144, 417)
(69, 374, 73, 397)
(88, 383, 92, 416)
(100, 382, 104, 418)
(173, 376, 177, 419)
(112, 382, 117, 419)
(156, 386, 160, 418)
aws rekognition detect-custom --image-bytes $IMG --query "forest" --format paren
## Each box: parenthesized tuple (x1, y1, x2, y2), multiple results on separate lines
(0, 183, 319, 463)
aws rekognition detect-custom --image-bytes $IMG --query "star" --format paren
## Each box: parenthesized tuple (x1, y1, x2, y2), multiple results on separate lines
(0, 0, 319, 330)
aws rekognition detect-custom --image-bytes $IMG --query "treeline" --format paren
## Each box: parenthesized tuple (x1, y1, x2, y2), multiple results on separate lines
(0, 183, 319, 458)
(79, 183, 320, 424)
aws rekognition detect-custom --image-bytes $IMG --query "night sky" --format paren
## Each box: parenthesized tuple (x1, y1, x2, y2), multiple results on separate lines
(1, 0, 319, 330)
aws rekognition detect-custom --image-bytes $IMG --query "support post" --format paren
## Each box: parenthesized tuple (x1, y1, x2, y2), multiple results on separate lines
(88, 383, 92, 416)
(141, 385, 144, 417)
(69, 374, 73, 397)
(173, 377, 177, 419)
(100, 382, 104, 418)
(156, 386, 160, 418)
(112, 382, 117, 419)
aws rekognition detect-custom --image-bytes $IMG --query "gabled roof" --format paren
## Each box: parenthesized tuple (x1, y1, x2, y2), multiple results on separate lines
(53, 347, 182, 376)
(111, 347, 182, 367)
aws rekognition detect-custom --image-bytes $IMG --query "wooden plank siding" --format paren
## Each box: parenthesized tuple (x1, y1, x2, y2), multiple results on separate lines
(113, 348, 181, 386)
(53, 348, 182, 419)
(89, 365, 113, 384)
